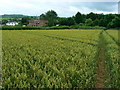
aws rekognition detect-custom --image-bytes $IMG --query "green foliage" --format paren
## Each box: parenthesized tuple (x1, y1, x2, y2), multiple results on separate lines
(1, 19, 8, 24)
(93, 19, 99, 26)
(86, 12, 97, 21)
(1, 26, 48, 30)
(50, 26, 70, 29)
(57, 17, 75, 26)
(78, 26, 106, 29)
(1, 25, 105, 30)
(2, 30, 119, 88)
(85, 18, 93, 26)
(21, 17, 31, 25)
(0, 14, 38, 19)
(2, 30, 100, 88)
(58, 18, 68, 26)
(40, 10, 58, 26)
(108, 16, 120, 28)
(103, 14, 115, 27)
(74, 12, 85, 24)
(69, 25, 105, 29)
(67, 17, 76, 26)
(1, 14, 26, 18)
(103, 30, 120, 88)
(1, 11, 120, 29)
(40, 14, 46, 20)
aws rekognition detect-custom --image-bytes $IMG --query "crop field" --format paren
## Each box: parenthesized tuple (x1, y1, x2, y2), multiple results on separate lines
(2, 29, 120, 88)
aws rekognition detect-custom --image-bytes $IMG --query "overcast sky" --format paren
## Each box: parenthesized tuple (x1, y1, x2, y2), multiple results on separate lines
(0, 0, 119, 17)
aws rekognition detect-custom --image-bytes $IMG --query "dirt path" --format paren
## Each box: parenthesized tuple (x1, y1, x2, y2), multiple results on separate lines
(94, 31, 106, 88)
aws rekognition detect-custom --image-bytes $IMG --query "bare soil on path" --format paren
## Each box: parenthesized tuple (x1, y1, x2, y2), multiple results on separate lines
(94, 31, 107, 88)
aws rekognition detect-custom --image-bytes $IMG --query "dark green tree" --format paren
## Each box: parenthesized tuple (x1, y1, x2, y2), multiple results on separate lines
(74, 12, 84, 24)
(21, 17, 30, 25)
(40, 14, 46, 20)
(85, 18, 93, 26)
(58, 17, 75, 26)
(103, 14, 115, 27)
(40, 10, 58, 26)
(93, 19, 99, 26)
(2, 19, 8, 24)
(86, 12, 97, 21)
(67, 17, 75, 26)
(58, 18, 68, 25)
(108, 16, 120, 28)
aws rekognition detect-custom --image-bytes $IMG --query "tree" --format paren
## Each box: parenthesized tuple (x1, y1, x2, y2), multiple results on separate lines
(58, 17, 75, 26)
(40, 14, 46, 20)
(87, 12, 97, 21)
(93, 19, 99, 26)
(58, 18, 68, 26)
(74, 12, 84, 24)
(40, 10, 58, 26)
(85, 18, 93, 26)
(67, 17, 75, 26)
(99, 19, 106, 27)
(103, 14, 115, 27)
(2, 19, 8, 24)
(21, 17, 30, 25)
(108, 16, 120, 28)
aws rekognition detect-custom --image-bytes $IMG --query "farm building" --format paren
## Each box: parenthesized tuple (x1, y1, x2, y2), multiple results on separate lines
(27, 20, 48, 26)
(6, 22, 19, 26)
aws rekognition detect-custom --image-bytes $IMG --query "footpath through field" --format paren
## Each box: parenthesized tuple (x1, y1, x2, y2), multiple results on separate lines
(94, 31, 107, 88)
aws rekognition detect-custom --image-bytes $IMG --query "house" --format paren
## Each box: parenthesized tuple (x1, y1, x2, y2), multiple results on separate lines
(6, 22, 19, 26)
(27, 20, 48, 26)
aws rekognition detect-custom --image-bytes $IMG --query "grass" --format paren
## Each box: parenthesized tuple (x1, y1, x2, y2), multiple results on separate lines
(2, 29, 119, 88)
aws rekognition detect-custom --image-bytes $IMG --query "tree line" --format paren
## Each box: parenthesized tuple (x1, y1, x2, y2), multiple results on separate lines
(39, 10, 120, 29)
(1, 10, 120, 29)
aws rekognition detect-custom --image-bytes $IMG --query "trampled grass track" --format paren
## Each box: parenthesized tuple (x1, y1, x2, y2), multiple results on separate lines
(103, 30, 120, 88)
(105, 30, 120, 46)
(94, 31, 106, 88)
(2, 30, 119, 88)
(95, 30, 120, 88)
(95, 31, 120, 88)
(44, 35, 97, 46)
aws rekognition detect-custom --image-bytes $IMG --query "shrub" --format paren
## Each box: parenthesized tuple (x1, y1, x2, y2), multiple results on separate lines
(50, 26, 70, 29)
(1, 25, 106, 30)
